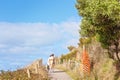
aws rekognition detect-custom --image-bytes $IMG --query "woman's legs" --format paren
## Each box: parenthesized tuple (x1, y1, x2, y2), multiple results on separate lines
(49, 64, 52, 72)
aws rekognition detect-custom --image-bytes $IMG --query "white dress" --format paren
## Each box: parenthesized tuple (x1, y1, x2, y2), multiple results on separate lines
(47, 56, 54, 70)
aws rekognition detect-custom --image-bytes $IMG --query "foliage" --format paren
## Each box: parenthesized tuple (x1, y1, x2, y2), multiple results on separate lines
(76, 0, 120, 61)
(78, 37, 91, 47)
(60, 49, 77, 62)
(0, 68, 49, 80)
(0, 69, 29, 80)
(67, 46, 76, 51)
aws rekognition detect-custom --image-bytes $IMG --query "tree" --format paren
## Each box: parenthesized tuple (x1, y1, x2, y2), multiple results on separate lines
(76, 0, 120, 61)
(67, 46, 76, 51)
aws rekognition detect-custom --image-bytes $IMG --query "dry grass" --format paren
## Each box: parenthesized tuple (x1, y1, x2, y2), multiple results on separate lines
(0, 66, 49, 80)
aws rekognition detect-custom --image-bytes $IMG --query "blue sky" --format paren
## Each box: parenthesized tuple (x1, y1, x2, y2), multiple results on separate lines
(0, 0, 81, 70)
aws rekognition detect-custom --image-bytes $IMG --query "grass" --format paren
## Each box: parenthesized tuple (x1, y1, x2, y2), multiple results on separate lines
(0, 67, 49, 80)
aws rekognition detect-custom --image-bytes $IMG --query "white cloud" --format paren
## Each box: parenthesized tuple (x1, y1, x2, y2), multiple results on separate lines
(66, 38, 79, 47)
(61, 21, 80, 36)
(0, 21, 80, 54)
(0, 20, 81, 70)
(0, 44, 7, 48)
(8, 46, 36, 53)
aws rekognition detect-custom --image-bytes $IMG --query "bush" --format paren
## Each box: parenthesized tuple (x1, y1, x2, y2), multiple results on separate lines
(0, 68, 49, 80)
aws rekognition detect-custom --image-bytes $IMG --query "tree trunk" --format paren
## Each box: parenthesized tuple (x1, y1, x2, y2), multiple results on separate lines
(107, 47, 114, 60)
(116, 53, 120, 61)
(115, 42, 120, 62)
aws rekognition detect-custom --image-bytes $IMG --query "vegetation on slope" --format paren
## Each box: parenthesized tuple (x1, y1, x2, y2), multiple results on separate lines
(0, 67, 49, 80)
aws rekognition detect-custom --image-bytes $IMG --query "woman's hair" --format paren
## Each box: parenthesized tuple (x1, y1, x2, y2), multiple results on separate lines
(51, 54, 54, 56)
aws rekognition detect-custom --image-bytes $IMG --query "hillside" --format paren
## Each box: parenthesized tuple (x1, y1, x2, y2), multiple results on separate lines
(58, 40, 120, 80)
(0, 59, 49, 80)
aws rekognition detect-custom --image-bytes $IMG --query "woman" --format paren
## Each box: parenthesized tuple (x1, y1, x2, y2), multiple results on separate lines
(47, 54, 55, 72)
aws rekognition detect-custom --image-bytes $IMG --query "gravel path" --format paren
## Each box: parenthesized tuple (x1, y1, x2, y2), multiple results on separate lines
(49, 69, 73, 80)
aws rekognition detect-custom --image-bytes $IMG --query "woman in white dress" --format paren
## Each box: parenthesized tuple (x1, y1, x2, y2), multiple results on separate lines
(47, 54, 55, 72)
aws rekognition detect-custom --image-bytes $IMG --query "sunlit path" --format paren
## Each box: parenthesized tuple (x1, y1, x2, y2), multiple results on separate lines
(49, 69, 72, 80)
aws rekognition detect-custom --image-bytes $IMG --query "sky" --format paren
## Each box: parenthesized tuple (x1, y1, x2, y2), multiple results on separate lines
(0, 0, 81, 70)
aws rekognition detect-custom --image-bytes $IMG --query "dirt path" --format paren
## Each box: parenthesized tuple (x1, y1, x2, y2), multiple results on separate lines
(49, 69, 73, 80)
